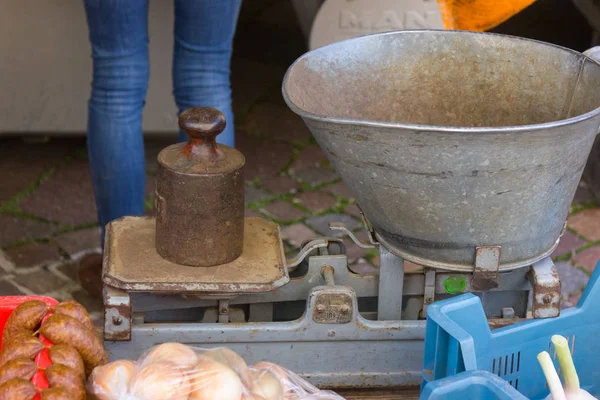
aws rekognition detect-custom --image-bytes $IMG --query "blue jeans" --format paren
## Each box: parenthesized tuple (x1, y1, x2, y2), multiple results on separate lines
(83, 0, 241, 244)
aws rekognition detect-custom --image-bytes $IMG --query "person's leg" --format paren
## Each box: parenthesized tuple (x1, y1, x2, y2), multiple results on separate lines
(83, 0, 149, 238)
(80, 0, 149, 295)
(173, 0, 242, 146)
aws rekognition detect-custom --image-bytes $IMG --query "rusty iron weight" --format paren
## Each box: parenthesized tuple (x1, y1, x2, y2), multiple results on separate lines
(155, 107, 245, 267)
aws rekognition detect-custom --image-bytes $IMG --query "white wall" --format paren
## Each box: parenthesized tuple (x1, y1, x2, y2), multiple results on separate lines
(0, 0, 178, 136)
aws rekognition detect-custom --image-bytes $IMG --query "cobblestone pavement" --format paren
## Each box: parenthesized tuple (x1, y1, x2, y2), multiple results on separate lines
(0, 0, 598, 322)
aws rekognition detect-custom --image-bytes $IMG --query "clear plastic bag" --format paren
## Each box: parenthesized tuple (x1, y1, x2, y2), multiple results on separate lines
(87, 343, 346, 400)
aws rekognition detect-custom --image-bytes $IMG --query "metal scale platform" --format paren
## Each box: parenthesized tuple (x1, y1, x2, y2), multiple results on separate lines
(103, 29, 600, 391)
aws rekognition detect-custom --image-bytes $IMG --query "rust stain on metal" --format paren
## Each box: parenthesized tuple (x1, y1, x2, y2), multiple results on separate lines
(104, 303, 131, 341)
(528, 260, 561, 318)
(103, 216, 289, 294)
(155, 106, 246, 267)
(487, 318, 521, 330)
(470, 277, 498, 291)
(178, 107, 224, 157)
(471, 246, 501, 291)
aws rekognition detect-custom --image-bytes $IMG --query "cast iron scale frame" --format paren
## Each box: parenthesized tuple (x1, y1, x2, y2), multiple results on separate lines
(102, 214, 560, 389)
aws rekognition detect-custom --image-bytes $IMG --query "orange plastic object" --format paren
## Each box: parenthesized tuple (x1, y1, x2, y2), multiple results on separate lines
(0, 296, 58, 399)
(436, 0, 535, 31)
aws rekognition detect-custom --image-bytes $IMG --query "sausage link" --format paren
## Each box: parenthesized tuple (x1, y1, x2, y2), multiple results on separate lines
(2, 301, 47, 344)
(0, 378, 37, 400)
(52, 301, 95, 333)
(48, 345, 85, 381)
(40, 387, 79, 400)
(40, 314, 107, 375)
(0, 335, 44, 367)
(0, 358, 37, 386)
(45, 364, 85, 400)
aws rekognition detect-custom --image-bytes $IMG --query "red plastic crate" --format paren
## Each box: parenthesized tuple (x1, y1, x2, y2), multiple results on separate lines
(0, 296, 58, 399)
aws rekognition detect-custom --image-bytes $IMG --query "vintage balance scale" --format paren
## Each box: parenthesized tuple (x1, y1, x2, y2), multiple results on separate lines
(101, 30, 600, 392)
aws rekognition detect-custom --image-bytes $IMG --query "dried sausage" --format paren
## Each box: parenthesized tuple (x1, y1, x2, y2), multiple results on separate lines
(40, 314, 107, 375)
(40, 387, 77, 400)
(45, 364, 85, 400)
(52, 301, 95, 333)
(0, 378, 37, 400)
(0, 335, 44, 367)
(48, 345, 85, 381)
(0, 358, 37, 385)
(2, 301, 47, 344)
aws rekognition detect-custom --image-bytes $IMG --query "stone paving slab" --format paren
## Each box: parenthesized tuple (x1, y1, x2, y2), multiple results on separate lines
(280, 223, 318, 248)
(555, 261, 589, 297)
(293, 167, 339, 187)
(261, 175, 299, 195)
(0, 138, 80, 203)
(572, 246, 600, 273)
(262, 201, 305, 222)
(13, 267, 67, 294)
(293, 191, 337, 213)
(246, 185, 271, 204)
(289, 145, 327, 173)
(238, 133, 294, 180)
(328, 182, 355, 200)
(56, 261, 78, 282)
(344, 205, 362, 219)
(5, 243, 61, 268)
(52, 227, 101, 258)
(568, 208, 600, 241)
(19, 159, 98, 226)
(551, 231, 586, 258)
(0, 215, 58, 247)
(0, 279, 24, 296)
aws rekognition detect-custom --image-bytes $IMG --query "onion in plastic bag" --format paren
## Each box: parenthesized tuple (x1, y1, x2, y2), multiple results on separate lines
(129, 362, 190, 400)
(203, 347, 253, 388)
(87, 343, 346, 400)
(189, 356, 244, 400)
(89, 360, 136, 400)
(141, 342, 198, 369)
(250, 368, 284, 400)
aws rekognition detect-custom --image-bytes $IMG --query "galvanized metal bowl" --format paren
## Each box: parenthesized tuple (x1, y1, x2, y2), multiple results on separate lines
(283, 30, 600, 271)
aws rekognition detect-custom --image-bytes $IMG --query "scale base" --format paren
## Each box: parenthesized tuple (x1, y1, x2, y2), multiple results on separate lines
(102, 216, 289, 294)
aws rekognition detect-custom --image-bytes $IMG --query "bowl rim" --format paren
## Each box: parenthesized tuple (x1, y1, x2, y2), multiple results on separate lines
(282, 29, 600, 134)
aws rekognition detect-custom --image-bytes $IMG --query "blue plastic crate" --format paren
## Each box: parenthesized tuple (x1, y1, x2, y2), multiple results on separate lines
(420, 370, 527, 399)
(422, 260, 600, 399)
